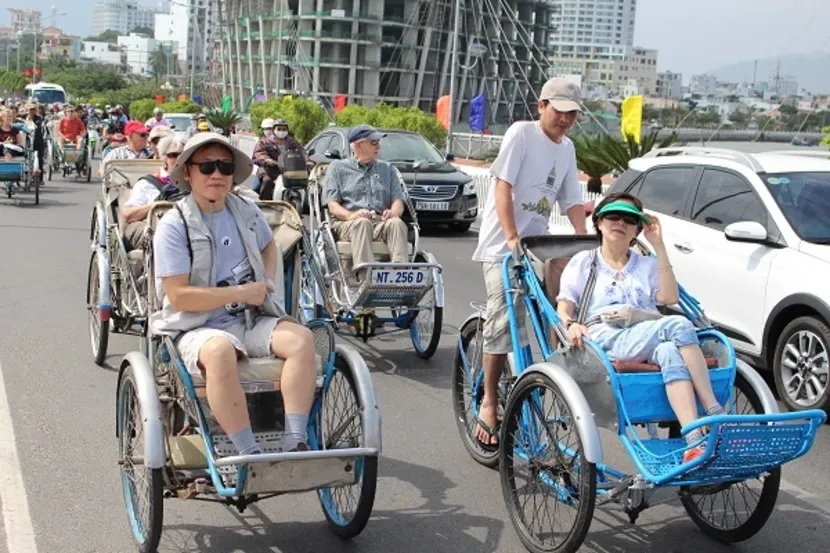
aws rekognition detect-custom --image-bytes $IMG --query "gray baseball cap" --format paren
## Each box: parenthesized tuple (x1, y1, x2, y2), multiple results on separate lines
(540, 77, 583, 113)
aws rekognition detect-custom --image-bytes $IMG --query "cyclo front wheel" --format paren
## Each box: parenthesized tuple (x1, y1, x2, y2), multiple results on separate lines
(87, 251, 110, 365)
(500, 371, 596, 553)
(314, 353, 378, 538)
(117, 363, 164, 552)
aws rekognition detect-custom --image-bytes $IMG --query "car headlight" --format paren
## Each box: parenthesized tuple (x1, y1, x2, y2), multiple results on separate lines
(463, 180, 476, 195)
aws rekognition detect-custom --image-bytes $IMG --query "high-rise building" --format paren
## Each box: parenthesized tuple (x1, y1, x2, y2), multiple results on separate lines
(213, 0, 557, 126)
(547, 0, 643, 94)
(8, 8, 42, 35)
(156, 1, 216, 78)
(90, 0, 158, 37)
(549, 0, 636, 60)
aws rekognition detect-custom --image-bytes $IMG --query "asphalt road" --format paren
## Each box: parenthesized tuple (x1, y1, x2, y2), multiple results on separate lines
(0, 170, 829, 553)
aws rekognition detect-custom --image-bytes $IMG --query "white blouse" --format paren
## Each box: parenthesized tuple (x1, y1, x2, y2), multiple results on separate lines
(557, 247, 661, 320)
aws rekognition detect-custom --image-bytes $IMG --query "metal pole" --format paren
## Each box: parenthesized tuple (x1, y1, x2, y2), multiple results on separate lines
(447, 0, 461, 155)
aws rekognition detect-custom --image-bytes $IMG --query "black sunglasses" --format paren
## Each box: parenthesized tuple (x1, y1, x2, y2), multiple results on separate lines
(166, 152, 180, 158)
(602, 212, 640, 226)
(189, 159, 235, 176)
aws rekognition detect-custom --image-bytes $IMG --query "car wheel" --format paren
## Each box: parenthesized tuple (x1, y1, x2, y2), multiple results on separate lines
(772, 315, 830, 412)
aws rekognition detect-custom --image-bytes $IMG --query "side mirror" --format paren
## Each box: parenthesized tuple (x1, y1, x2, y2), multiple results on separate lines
(724, 221, 768, 243)
(307, 148, 315, 156)
(324, 150, 341, 160)
(446, 153, 456, 161)
(412, 159, 425, 171)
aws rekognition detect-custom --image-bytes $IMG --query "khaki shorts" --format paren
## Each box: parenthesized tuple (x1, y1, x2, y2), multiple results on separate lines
(482, 262, 529, 354)
(177, 316, 286, 376)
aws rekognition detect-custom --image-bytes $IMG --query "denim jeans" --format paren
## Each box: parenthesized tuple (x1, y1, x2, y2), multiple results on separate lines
(593, 315, 699, 384)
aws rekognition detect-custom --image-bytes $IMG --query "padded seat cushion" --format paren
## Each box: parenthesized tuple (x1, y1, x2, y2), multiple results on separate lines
(612, 356, 719, 374)
(337, 241, 414, 257)
(190, 355, 324, 389)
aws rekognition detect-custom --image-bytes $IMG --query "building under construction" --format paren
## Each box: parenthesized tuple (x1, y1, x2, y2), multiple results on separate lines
(212, 0, 557, 127)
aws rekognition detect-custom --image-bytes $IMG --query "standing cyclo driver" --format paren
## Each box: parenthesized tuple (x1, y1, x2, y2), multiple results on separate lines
(321, 124, 409, 283)
(471, 77, 588, 448)
(151, 132, 318, 454)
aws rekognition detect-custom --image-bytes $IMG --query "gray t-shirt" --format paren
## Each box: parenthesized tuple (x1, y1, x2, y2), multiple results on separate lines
(154, 204, 274, 329)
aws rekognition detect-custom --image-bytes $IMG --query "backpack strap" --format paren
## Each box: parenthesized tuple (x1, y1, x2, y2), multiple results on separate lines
(173, 204, 193, 267)
(141, 173, 167, 193)
(576, 250, 599, 325)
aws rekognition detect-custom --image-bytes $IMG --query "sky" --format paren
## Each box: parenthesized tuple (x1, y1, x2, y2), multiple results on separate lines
(11, 0, 830, 77)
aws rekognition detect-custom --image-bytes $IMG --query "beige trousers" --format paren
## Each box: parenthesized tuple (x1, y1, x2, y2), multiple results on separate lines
(333, 217, 409, 272)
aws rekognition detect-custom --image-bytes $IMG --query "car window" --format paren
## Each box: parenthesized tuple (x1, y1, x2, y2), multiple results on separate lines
(630, 166, 698, 216)
(313, 135, 333, 154)
(329, 134, 345, 155)
(692, 169, 766, 231)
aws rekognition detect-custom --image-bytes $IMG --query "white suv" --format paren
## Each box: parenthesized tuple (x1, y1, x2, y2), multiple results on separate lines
(599, 147, 830, 412)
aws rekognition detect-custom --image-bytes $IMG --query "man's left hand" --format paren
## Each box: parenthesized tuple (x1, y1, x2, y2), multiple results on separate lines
(382, 209, 400, 220)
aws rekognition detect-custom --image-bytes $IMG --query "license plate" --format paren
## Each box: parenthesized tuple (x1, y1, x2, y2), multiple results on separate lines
(371, 269, 428, 286)
(416, 201, 450, 211)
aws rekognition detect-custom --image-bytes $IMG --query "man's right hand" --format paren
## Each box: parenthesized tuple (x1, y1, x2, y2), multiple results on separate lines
(348, 209, 373, 220)
(238, 281, 272, 306)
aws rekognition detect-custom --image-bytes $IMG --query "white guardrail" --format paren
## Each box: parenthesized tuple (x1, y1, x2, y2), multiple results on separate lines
(231, 134, 607, 232)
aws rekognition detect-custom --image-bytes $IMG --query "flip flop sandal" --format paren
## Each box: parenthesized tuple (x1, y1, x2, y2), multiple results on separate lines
(475, 417, 501, 452)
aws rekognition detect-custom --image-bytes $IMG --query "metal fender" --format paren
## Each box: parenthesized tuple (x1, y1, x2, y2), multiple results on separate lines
(94, 202, 107, 249)
(421, 251, 444, 308)
(517, 361, 604, 464)
(95, 248, 112, 310)
(116, 352, 166, 470)
(335, 343, 382, 453)
(736, 359, 780, 415)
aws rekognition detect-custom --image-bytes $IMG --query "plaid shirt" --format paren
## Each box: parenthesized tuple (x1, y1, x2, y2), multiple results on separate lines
(321, 157, 406, 213)
(102, 145, 154, 164)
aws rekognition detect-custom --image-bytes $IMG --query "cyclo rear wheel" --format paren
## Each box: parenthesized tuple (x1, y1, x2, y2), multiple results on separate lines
(500, 372, 596, 553)
(87, 251, 110, 365)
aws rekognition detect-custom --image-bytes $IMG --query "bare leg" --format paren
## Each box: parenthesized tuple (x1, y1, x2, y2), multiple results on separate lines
(680, 344, 720, 411)
(664, 381, 699, 428)
(476, 352, 505, 445)
(270, 321, 317, 415)
(201, 337, 249, 434)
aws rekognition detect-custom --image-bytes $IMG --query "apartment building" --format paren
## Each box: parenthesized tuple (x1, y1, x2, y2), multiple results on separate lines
(90, 0, 158, 37)
(215, 0, 556, 125)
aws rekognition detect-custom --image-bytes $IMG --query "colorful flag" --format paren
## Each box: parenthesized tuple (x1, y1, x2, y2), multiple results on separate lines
(436, 95, 450, 130)
(621, 95, 643, 144)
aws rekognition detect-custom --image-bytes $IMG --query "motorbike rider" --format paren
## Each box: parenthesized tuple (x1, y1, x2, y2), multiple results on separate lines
(252, 118, 310, 200)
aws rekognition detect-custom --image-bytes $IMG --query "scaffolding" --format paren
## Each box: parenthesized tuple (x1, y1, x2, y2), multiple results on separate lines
(213, 0, 556, 126)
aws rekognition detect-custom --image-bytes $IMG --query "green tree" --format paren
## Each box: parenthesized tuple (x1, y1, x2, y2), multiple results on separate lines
(572, 134, 614, 194)
(150, 45, 168, 82)
(129, 98, 158, 122)
(249, 96, 330, 143)
(0, 69, 27, 94)
(204, 107, 242, 136)
(47, 68, 125, 98)
(333, 103, 447, 148)
(161, 100, 201, 114)
(85, 30, 119, 43)
(130, 26, 154, 37)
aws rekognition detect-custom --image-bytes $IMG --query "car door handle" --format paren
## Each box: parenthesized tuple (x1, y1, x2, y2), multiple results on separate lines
(674, 242, 694, 254)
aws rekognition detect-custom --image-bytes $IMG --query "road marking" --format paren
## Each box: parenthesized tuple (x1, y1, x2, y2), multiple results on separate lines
(0, 361, 38, 553)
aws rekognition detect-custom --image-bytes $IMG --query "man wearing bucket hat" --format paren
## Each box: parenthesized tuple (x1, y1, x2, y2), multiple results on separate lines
(471, 76, 589, 448)
(151, 132, 317, 454)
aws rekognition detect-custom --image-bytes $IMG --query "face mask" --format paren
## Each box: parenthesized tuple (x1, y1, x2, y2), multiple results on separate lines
(275, 130, 288, 139)
(264, 129, 274, 137)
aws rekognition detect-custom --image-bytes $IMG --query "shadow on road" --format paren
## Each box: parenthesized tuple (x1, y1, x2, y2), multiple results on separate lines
(157, 455, 504, 553)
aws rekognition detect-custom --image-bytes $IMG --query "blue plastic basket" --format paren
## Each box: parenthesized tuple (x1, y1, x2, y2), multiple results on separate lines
(622, 410, 827, 486)
(0, 161, 25, 181)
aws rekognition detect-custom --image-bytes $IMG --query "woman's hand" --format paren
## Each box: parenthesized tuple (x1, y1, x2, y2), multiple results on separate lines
(567, 323, 590, 349)
(642, 213, 665, 247)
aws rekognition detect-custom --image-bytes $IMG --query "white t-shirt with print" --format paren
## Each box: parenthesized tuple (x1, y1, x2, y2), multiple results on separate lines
(472, 121, 584, 263)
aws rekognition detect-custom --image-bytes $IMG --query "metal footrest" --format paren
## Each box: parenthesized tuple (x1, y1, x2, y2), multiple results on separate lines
(625, 410, 826, 486)
(350, 261, 440, 309)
